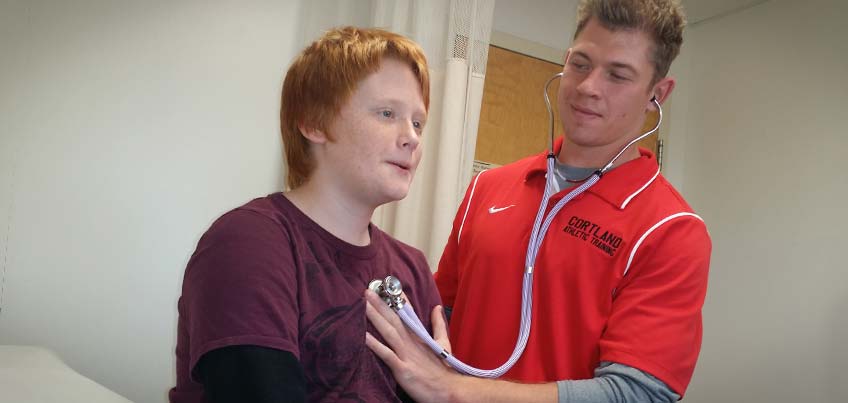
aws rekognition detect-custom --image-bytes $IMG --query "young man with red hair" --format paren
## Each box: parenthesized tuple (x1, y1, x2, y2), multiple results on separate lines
(170, 26, 440, 403)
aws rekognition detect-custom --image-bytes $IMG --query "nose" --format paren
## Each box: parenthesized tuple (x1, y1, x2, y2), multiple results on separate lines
(399, 120, 421, 150)
(575, 69, 603, 98)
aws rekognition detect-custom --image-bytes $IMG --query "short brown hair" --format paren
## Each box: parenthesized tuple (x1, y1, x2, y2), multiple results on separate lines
(280, 26, 430, 190)
(574, 0, 686, 83)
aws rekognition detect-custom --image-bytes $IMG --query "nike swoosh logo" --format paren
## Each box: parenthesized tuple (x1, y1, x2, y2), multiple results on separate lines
(488, 205, 515, 214)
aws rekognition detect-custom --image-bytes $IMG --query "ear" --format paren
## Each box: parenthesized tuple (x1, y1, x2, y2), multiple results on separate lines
(648, 76, 676, 110)
(298, 122, 329, 144)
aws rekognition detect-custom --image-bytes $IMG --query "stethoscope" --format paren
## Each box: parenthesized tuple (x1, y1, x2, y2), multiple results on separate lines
(368, 71, 663, 378)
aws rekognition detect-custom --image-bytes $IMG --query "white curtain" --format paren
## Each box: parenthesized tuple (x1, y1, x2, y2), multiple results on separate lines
(297, 0, 495, 266)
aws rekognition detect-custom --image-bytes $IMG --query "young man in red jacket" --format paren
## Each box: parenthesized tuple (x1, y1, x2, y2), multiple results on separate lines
(366, 1, 711, 402)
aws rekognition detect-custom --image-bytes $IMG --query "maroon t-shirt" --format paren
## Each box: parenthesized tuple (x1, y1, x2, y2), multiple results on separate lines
(169, 193, 442, 402)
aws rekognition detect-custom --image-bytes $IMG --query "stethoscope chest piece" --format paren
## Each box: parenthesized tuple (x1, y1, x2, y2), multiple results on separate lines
(368, 275, 406, 310)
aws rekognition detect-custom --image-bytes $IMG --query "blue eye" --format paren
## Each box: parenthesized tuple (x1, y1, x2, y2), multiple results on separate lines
(381, 110, 394, 118)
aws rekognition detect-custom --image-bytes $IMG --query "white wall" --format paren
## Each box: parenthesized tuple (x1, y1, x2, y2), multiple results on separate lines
(493, 0, 577, 53)
(492, 0, 848, 401)
(671, 0, 848, 401)
(0, 1, 303, 401)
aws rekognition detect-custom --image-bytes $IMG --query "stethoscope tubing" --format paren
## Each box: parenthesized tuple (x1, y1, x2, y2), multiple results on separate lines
(385, 72, 663, 378)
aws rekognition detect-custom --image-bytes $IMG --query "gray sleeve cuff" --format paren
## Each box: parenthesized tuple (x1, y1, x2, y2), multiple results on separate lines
(556, 362, 680, 403)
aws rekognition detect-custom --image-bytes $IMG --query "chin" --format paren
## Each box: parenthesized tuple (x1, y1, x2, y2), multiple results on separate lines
(387, 189, 411, 202)
(368, 187, 409, 207)
(565, 125, 608, 144)
(387, 185, 413, 202)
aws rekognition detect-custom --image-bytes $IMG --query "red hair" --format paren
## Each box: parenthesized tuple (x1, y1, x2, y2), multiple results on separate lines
(280, 26, 430, 189)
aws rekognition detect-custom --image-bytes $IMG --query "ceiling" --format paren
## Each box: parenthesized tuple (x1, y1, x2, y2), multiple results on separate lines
(491, 0, 774, 61)
(681, 0, 772, 25)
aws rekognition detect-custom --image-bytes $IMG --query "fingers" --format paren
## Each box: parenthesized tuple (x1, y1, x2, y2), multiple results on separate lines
(431, 306, 452, 354)
(365, 293, 403, 346)
(365, 331, 401, 368)
(365, 290, 405, 330)
(431, 306, 448, 338)
(365, 289, 421, 360)
(364, 289, 397, 319)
